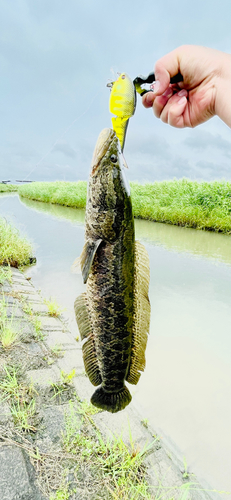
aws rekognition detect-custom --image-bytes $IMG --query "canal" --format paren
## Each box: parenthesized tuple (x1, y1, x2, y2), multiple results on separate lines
(1, 193, 231, 493)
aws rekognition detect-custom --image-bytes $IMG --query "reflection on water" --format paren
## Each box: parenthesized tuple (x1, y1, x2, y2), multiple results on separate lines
(20, 195, 86, 225)
(19, 194, 231, 266)
(1, 193, 231, 494)
(135, 218, 231, 265)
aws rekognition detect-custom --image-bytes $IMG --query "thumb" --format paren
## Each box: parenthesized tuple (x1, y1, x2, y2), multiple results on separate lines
(154, 49, 182, 95)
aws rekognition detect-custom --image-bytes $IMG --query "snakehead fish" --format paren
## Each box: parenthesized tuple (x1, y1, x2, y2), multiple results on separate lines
(74, 128, 150, 413)
(108, 73, 136, 151)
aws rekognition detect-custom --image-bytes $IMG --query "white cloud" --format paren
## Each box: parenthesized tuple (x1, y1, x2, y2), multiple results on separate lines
(184, 131, 231, 158)
(0, 0, 230, 184)
(52, 141, 77, 159)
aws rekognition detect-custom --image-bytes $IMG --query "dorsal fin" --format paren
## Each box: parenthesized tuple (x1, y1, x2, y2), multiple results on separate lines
(126, 241, 150, 385)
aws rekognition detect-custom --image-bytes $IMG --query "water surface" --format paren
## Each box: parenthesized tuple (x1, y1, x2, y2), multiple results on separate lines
(1, 193, 231, 493)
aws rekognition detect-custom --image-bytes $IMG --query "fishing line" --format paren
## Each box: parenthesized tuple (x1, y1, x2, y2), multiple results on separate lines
(0, 86, 104, 208)
(21, 87, 104, 182)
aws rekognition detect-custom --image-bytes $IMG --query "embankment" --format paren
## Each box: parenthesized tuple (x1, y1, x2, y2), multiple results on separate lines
(1, 179, 231, 233)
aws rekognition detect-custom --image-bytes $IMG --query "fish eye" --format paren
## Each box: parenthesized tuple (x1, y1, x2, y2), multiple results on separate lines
(110, 154, 117, 163)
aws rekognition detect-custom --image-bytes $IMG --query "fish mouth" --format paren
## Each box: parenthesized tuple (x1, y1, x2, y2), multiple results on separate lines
(91, 128, 116, 175)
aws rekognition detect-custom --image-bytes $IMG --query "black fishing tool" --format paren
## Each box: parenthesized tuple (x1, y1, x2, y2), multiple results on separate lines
(133, 72, 183, 96)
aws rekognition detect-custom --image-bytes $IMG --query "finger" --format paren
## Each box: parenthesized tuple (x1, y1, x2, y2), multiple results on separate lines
(160, 91, 188, 128)
(168, 97, 188, 127)
(142, 92, 155, 108)
(142, 86, 174, 110)
(152, 87, 174, 117)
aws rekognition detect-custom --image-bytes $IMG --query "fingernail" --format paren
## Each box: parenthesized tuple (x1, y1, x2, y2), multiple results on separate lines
(177, 96, 187, 105)
(178, 89, 187, 97)
(152, 80, 160, 94)
(163, 88, 173, 98)
(146, 93, 154, 106)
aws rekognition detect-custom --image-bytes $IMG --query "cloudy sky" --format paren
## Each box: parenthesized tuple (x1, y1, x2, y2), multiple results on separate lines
(0, 0, 230, 184)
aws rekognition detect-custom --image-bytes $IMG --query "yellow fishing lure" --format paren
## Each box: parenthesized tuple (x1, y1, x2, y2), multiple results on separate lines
(108, 73, 136, 151)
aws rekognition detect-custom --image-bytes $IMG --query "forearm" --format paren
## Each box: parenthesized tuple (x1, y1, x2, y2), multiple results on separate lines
(215, 52, 231, 127)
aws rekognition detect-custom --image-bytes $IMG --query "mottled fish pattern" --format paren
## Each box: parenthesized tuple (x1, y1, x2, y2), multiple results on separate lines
(74, 128, 150, 413)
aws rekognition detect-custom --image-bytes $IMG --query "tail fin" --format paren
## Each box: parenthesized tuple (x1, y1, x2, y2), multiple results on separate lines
(91, 385, 132, 413)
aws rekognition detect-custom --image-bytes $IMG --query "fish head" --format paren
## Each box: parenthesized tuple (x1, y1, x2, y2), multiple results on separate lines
(90, 128, 130, 197)
(88, 128, 132, 241)
(91, 128, 116, 176)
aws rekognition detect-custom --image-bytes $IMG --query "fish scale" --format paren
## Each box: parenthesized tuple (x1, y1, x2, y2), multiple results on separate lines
(74, 128, 150, 413)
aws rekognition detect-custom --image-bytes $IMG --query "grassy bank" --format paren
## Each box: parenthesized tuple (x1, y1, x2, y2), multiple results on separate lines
(18, 179, 231, 233)
(18, 181, 87, 208)
(0, 184, 18, 193)
(0, 216, 35, 267)
(131, 179, 231, 233)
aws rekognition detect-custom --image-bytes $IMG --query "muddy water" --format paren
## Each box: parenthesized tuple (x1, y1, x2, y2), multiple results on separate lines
(1, 193, 231, 493)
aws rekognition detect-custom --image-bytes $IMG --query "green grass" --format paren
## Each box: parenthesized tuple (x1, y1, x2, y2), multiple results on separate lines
(130, 179, 231, 233)
(0, 365, 37, 431)
(0, 294, 19, 349)
(0, 266, 12, 285)
(11, 398, 37, 431)
(18, 181, 87, 208)
(0, 184, 18, 193)
(18, 179, 231, 233)
(0, 324, 18, 349)
(30, 316, 43, 341)
(0, 365, 21, 401)
(50, 369, 77, 402)
(62, 400, 155, 499)
(44, 297, 63, 317)
(0, 217, 35, 267)
(61, 400, 222, 500)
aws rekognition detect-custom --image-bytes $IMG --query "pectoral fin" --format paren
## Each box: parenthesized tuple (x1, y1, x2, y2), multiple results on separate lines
(126, 241, 151, 385)
(71, 256, 81, 274)
(74, 292, 102, 386)
(80, 239, 102, 283)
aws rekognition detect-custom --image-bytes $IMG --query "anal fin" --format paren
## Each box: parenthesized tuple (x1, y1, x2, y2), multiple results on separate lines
(126, 241, 151, 385)
(74, 293, 102, 386)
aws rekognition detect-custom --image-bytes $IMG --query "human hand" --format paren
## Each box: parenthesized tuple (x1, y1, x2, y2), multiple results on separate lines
(142, 45, 231, 128)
